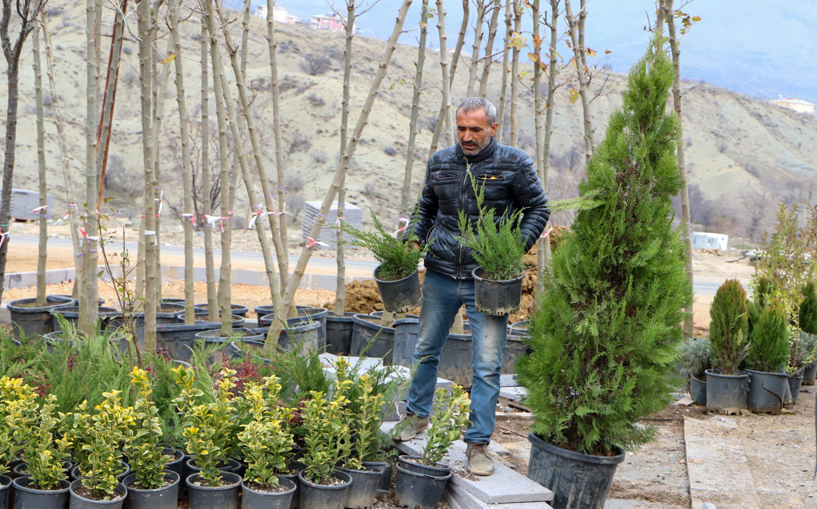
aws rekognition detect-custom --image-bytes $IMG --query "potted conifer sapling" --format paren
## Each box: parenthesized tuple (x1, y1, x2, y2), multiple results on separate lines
(517, 38, 693, 509)
(679, 338, 711, 406)
(745, 300, 790, 413)
(798, 282, 817, 384)
(706, 279, 751, 411)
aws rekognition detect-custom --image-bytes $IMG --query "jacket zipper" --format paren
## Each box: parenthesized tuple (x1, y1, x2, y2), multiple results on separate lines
(458, 162, 472, 278)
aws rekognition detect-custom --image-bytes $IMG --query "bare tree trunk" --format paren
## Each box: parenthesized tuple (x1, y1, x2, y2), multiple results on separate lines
(564, 0, 594, 163)
(427, 0, 453, 159)
(168, 0, 195, 324)
(466, 0, 486, 97)
(448, 0, 469, 87)
(509, 0, 521, 146)
(263, 0, 414, 354)
(151, 35, 172, 305)
(334, 0, 357, 317)
(33, 24, 47, 305)
(266, 0, 290, 289)
(400, 0, 427, 215)
(200, 14, 217, 322)
(495, 0, 512, 141)
(139, 0, 158, 349)
(532, 0, 546, 296)
(41, 13, 83, 299)
(663, 0, 694, 338)
(477, 0, 501, 98)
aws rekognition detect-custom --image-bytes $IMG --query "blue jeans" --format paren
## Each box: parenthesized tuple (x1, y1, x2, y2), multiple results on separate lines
(406, 269, 507, 444)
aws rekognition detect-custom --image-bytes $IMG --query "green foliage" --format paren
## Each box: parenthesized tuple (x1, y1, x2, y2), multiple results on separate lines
(799, 282, 817, 335)
(23, 393, 72, 490)
(0, 376, 38, 477)
(746, 300, 789, 373)
(301, 387, 353, 484)
(340, 210, 425, 281)
(332, 358, 387, 469)
(788, 330, 817, 375)
(678, 338, 711, 380)
(123, 367, 167, 490)
(421, 386, 470, 466)
(709, 279, 750, 375)
(236, 375, 293, 488)
(517, 38, 693, 455)
(457, 173, 526, 281)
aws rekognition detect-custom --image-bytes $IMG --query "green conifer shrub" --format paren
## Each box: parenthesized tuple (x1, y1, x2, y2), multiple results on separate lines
(746, 300, 789, 373)
(708, 279, 750, 375)
(679, 338, 711, 380)
(517, 38, 692, 456)
(798, 282, 817, 335)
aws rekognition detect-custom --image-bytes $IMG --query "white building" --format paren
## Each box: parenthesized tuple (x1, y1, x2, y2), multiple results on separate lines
(253, 5, 299, 24)
(691, 232, 728, 251)
(769, 97, 815, 115)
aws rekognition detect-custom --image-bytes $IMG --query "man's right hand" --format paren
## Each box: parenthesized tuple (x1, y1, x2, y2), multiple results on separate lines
(412, 241, 420, 251)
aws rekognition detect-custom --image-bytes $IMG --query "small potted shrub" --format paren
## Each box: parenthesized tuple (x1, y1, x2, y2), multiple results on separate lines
(787, 330, 815, 403)
(458, 176, 527, 316)
(172, 366, 242, 509)
(706, 279, 750, 411)
(679, 338, 711, 406)
(340, 210, 425, 314)
(235, 375, 297, 509)
(745, 300, 790, 413)
(798, 282, 817, 385)
(298, 386, 354, 508)
(122, 367, 180, 509)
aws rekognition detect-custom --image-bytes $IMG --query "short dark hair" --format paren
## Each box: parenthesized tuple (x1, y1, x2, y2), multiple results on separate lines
(456, 97, 497, 125)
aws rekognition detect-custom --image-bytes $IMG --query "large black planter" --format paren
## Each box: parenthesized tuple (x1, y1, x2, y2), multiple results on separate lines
(325, 313, 356, 355)
(185, 458, 241, 475)
(192, 303, 249, 318)
(256, 307, 328, 349)
(527, 432, 625, 509)
(156, 316, 244, 362)
(396, 456, 451, 477)
(350, 314, 395, 363)
(194, 328, 265, 364)
(160, 447, 185, 482)
(7, 296, 74, 340)
(241, 478, 297, 509)
(705, 369, 748, 411)
(361, 461, 391, 494)
(185, 472, 241, 509)
(279, 462, 306, 509)
(472, 268, 524, 316)
(70, 462, 130, 482)
(802, 362, 817, 386)
(0, 475, 9, 509)
(12, 477, 71, 509)
(746, 369, 788, 413)
(50, 306, 119, 333)
(122, 471, 179, 509)
(788, 373, 804, 404)
(374, 266, 421, 313)
(392, 317, 421, 367)
(689, 375, 707, 406)
(296, 470, 351, 509)
(336, 466, 381, 509)
(394, 462, 452, 509)
(252, 320, 323, 353)
(68, 479, 126, 509)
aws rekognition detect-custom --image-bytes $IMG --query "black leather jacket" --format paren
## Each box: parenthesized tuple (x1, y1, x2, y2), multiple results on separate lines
(410, 137, 550, 279)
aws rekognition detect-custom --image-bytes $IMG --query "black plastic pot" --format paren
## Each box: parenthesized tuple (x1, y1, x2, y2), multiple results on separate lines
(193, 303, 249, 317)
(7, 296, 74, 340)
(689, 375, 707, 406)
(325, 313, 356, 355)
(296, 470, 351, 509)
(705, 369, 748, 411)
(361, 461, 391, 494)
(50, 306, 119, 333)
(527, 432, 625, 509)
(396, 456, 451, 477)
(502, 335, 528, 374)
(438, 325, 474, 387)
(788, 373, 804, 404)
(392, 317, 421, 368)
(194, 328, 265, 364)
(185, 458, 241, 475)
(350, 314, 395, 363)
(70, 462, 130, 482)
(122, 471, 179, 509)
(0, 475, 9, 509)
(472, 268, 525, 316)
(161, 448, 185, 482)
(241, 478, 297, 509)
(374, 266, 421, 313)
(508, 320, 529, 337)
(336, 466, 381, 509)
(254, 304, 310, 322)
(802, 362, 817, 386)
(257, 308, 328, 349)
(252, 320, 323, 353)
(12, 477, 71, 509)
(185, 472, 241, 509)
(12, 461, 72, 479)
(279, 462, 306, 509)
(68, 479, 126, 509)
(156, 316, 244, 362)
(394, 462, 452, 509)
(746, 369, 788, 413)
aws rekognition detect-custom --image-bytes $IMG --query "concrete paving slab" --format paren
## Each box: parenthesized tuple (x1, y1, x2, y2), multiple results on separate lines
(499, 386, 527, 401)
(685, 417, 761, 509)
(500, 374, 519, 387)
(446, 487, 553, 509)
(604, 500, 686, 509)
(382, 421, 553, 504)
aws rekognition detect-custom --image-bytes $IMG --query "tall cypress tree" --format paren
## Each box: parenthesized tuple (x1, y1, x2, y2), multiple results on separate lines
(518, 37, 692, 455)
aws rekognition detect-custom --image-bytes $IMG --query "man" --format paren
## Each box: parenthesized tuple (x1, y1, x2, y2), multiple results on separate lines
(397, 97, 549, 476)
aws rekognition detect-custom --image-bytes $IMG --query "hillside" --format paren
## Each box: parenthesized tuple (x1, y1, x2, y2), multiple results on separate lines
(2, 2, 816, 246)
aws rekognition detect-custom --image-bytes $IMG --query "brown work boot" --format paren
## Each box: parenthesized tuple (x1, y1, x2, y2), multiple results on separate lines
(466, 442, 495, 476)
(394, 413, 429, 442)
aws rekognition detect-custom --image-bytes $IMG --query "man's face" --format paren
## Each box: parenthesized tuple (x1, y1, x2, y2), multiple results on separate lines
(456, 107, 498, 155)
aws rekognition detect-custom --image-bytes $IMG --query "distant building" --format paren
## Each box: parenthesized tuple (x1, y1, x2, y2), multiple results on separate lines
(253, 5, 299, 24)
(769, 97, 815, 114)
(691, 232, 728, 251)
(309, 12, 351, 32)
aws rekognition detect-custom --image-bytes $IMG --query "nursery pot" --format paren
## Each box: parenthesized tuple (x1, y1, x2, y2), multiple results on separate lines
(185, 472, 241, 509)
(156, 316, 244, 363)
(373, 266, 421, 313)
(392, 317, 421, 368)
(527, 432, 625, 509)
(122, 471, 179, 509)
(50, 306, 119, 333)
(336, 466, 382, 509)
(325, 312, 356, 355)
(0, 475, 9, 509)
(252, 320, 323, 354)
(185, 458, 241, 475)
(7, 295, 74, 340)
(192, 303, 249, 317)
(689, 374, 707, 406)
(802, 362, 817, 386)
(279, 461, 306, 509)
(12, 477, 71, 509)
(68, 479, 126, 509)
(12, 461, 73, 479)
(438, 325, 474, 387)
(70, 462, 130, 482)
(746, 370, 789, 413)
(396, 456, 451, 477)
(361, 461, 391, 494)
(161, 447, 185, 481)
(705, 369, 748, 411)
(788, 373, 804, 403)
(472, 268, 524, 316)
(194, 328, 265, 364)
(240, 477, 297, 509)
(394, 462, 452, 509)
(256, 306, 328, 349)
(350, 314, 395, 363)
(296, 470, 351, 509)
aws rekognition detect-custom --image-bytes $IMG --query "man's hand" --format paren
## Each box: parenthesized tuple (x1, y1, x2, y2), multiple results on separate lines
(412, 241, 420, 251)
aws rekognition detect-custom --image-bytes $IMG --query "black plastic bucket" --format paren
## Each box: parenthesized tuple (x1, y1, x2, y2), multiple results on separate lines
(257, 307, 328, 350)
(374, 266, 421, 313)
(527, 432, 624, 509)
(0, 475, 9, 509)
(439, 326, 474, 387)
(50, 305, 119, 333)
(472, 268, 524, 316)
(746, 369, 788, 413)
(502, 335, 527, 374)
(362, 461, 391, 494)
(69, 479, 127, 509)
(122, 471, 179, 509)
(689, 375, 707, 406)
(350, 314, 395, 363)
(325, 312, 356, 355)
(12, 477, 71, 509)
(705, 369, 748, 411)
(194, 328, 266, 364)
(192, 303, 249, 317)
(336, 466, 382, 509)
(185, 472, 241, 509)
(788, 373, 804, 403)
(156, 317, 244, 363)
(297, 469, 351, 509)
(394, 462, 452, 509)
(254, 319, 324, 354)
(7, 295, 74, 340)
(392, 317, 421, 367)
(802, 362, 817, 386)
(241, 477, 296, 509)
